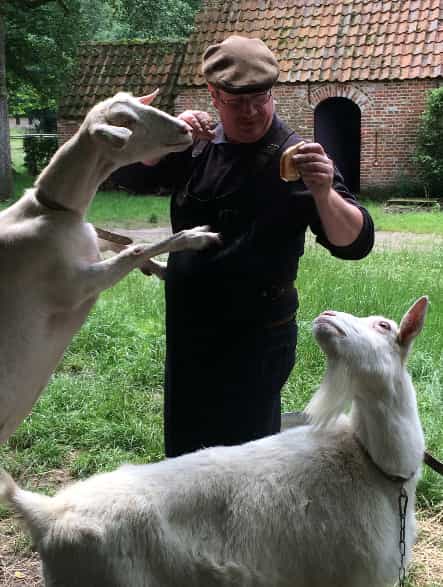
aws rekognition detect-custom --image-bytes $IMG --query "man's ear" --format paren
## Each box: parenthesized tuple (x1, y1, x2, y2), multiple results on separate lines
(90, 123, 132, 149)
(207, 84, 219, 109)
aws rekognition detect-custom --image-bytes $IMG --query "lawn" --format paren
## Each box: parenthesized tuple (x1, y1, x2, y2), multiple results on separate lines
(0, 174, 442, 586)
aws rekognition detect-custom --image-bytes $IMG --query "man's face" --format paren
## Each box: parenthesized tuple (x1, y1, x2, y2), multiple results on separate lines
(210, 87, 275, 143)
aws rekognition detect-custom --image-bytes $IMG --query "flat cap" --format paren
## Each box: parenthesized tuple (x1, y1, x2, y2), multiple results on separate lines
(202, 36, 279, 94)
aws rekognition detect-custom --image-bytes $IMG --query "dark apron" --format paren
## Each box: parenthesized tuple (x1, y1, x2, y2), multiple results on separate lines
(164, 123, 299, 457)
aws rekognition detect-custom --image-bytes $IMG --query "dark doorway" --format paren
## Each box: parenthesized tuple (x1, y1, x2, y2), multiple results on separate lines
(314, 97, 361, 193)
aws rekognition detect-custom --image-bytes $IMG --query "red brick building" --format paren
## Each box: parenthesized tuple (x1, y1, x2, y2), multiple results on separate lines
(59, 0, 442, 192)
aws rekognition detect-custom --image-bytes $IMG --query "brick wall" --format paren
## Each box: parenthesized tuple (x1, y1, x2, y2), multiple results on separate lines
(57, 120, 79, 145)
(175, 78, 441, 190)
(58, 78, 441, 191)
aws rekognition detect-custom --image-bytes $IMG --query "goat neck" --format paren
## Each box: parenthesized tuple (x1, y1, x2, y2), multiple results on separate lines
(35, 132, 114, 217)
(350, 368, 424, 481)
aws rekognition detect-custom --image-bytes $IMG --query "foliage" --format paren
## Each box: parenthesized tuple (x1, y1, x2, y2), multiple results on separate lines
(413, 87, 443, 197)
(4, 0, 107, 108)
(114, 0, 202, 40)
(4, 0, 202, 113)
(359, 175, 425, 202)
(23, 134, 58, 175)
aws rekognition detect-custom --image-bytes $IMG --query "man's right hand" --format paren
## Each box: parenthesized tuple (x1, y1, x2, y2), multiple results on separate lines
(177, 110, 216, 141)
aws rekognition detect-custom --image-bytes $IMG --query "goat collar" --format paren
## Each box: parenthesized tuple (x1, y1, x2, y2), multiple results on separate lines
(35, 187, 71, 212)
(353, 434, 416, 484)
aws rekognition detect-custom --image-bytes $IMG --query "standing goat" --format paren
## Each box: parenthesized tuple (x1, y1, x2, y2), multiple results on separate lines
(0, 91, 220, 443)
(0, 297, 427, 587)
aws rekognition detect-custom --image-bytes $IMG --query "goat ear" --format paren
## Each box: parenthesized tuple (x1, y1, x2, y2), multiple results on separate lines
(138, 88, 160, 105)
(398, 296, 429, 347)
(90, 123, 132, 149)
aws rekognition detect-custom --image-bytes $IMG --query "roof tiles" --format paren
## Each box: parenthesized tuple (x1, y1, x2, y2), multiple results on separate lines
(59, 40, 186, 119)
(179, 0, 443, 86)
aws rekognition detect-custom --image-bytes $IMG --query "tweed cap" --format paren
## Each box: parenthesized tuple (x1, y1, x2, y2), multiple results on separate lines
(202, 36, 279, 94)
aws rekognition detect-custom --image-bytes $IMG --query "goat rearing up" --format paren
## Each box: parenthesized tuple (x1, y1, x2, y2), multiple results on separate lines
(0, 91, 220, 444)
(0, 297, 428, 587)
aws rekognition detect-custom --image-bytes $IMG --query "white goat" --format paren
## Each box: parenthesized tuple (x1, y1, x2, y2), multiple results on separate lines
(0, 91, 220, 443)
(0, 297, 427, 587)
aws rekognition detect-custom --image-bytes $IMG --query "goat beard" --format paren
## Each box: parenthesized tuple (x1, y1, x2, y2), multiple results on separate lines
(305, 364, 353, 428)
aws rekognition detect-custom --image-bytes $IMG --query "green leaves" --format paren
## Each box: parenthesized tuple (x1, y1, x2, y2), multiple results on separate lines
(4, 0, 202, 111)
(414, 88, 443, 197)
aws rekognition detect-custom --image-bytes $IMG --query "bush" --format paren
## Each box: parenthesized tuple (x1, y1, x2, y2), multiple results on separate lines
(23, 135, 58, 176)
(359, 175, 424, 202)
(414, 87, 443, 197)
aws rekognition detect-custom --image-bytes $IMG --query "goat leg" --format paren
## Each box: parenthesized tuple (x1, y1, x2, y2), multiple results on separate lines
(74, 226, 221, 302)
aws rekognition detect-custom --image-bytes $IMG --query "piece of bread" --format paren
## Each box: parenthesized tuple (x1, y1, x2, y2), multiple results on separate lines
(280, 141, 305, 182)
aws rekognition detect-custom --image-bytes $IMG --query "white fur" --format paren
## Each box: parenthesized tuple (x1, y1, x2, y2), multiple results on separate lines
(0, 298, 427, 587)
(0, 91, 220, 444)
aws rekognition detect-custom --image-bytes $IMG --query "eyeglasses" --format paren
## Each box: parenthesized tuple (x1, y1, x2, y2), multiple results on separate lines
(216, 89, 273, 108)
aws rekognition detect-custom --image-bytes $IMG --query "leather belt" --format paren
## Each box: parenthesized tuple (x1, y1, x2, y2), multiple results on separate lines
(260, 283, 294, 301)
(266, 314, 295, 329)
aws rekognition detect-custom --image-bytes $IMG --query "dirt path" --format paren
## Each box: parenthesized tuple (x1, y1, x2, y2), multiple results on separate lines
(102, 225, 443, 252)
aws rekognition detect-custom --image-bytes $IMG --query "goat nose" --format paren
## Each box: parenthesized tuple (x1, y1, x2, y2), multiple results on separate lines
(321, 311, 336, 316)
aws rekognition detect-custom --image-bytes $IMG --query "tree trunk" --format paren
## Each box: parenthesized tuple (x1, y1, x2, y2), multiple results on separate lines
(0, 13, 13, 201)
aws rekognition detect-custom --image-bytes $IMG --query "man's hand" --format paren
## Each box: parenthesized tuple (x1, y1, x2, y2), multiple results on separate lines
(177, 110, 216, 141)
(292, 142, 334, 202)
(291, 142, 363, 246)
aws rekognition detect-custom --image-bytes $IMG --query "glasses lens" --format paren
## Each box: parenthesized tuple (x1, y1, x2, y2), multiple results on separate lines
(221, 91, 271, 107)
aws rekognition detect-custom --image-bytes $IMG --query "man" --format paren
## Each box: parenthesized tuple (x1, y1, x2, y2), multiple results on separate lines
(113, 36, 374, 458)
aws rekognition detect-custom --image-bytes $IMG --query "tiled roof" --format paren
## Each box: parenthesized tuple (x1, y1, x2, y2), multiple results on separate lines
(59, 40, 187, 118)
(179, 0, 443, 86)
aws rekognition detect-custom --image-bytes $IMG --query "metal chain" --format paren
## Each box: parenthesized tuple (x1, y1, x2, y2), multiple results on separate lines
(398, 485, 409, 587)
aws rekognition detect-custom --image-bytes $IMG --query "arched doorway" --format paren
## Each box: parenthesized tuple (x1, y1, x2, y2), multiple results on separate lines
(314, 97, 361, 193)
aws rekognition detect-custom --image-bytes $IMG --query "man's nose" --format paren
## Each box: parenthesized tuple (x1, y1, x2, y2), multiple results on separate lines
(239, 100, 257, 116)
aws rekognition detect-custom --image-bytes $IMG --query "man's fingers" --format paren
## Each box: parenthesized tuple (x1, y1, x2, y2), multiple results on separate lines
(298, 142, 326, 155)
(178, 111, 215, 139)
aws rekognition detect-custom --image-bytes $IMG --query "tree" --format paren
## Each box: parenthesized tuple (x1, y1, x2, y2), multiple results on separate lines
(0, 0, 90, 199)
(1, 0, 202, 199)
(1, 0, 68, 199)
(414, 87, 443, 198)
(0, 12, 13, 200)
(115, 0, 201, 39)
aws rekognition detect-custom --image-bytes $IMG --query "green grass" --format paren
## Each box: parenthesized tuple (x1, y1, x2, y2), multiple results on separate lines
(0, 244, 441, 511)
(363, 200, 443, 235)
(0, 172, 171, 226)
(87, 190, 170, 227)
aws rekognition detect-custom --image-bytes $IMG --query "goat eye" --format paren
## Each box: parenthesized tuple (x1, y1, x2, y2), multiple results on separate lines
(379, 321, 391, 331)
